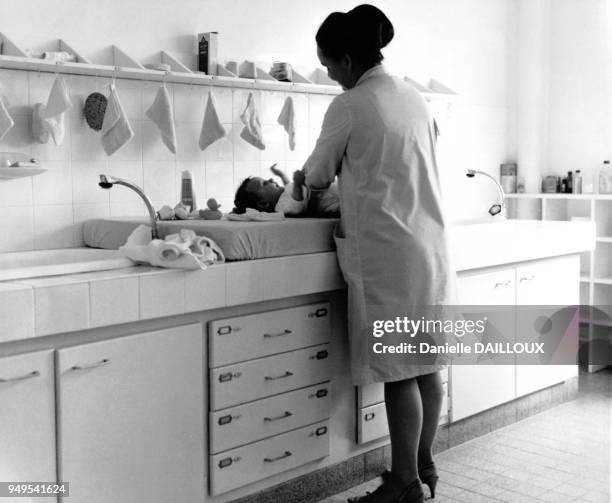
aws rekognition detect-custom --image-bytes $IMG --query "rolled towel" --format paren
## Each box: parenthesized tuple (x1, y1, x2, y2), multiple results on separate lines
(277, 96, 296, 151)
(0, 97, 15, 141)
(43, 75, 71, 145)
(199, 92, 226, 151)
(101, 84, 134, 156)
(239, 92, 265, 150)
(146, 85, 177, 154)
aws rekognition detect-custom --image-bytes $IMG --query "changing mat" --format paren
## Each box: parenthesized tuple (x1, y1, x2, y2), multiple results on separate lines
(83, 217, 339, 261)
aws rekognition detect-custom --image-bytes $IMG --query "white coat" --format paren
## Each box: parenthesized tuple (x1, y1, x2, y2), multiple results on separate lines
(304, 65, 457, 386)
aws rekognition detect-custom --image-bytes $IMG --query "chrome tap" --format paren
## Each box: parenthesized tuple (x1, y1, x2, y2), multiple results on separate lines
(98, 175, 159, 239)
(466, 169, 506, 217)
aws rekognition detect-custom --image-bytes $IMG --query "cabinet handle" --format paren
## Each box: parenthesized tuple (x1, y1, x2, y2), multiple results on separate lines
(263, 329, 292, 338)
(70, 358, 111, 371)
(264, 451, 292, 463)
(0, 370, 40, 383)
(494, 280, 511, 289)
(264, 411, 293, 422)
(519, 275, 535, 283)
(264, 371, 294, 381)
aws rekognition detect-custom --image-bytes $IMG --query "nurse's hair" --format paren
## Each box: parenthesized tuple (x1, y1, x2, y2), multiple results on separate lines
(316, 4, 394, 67)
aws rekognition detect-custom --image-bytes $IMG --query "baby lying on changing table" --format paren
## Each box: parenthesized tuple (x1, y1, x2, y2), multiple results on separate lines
(233, 164, 339, 217)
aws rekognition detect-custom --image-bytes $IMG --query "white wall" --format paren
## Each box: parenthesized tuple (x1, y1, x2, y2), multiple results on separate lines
(0, 0, 517, 251)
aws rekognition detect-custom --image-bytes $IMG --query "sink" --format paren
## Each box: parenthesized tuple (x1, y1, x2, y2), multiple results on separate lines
(0, 248, 134, 282)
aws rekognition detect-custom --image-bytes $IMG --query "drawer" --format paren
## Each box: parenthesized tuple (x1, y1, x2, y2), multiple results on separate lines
(210, 344, 331, 410)
(210, 382, 331, 454)
(209, 303, 331, 367)
(209, 420, 330, 495)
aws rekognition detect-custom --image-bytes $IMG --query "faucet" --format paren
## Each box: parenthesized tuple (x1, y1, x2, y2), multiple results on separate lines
(98, 175, 159, 239)
(466, 169, 506, 217)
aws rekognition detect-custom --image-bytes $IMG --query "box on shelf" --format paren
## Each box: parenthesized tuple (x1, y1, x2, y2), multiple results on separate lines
(197, 32, 218, 75)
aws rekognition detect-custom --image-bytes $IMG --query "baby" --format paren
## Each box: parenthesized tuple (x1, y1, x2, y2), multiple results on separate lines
(233, 164, 339, 217)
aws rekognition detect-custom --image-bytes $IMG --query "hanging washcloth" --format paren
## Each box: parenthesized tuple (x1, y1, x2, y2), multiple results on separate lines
(239, 92, 265, 150)
(101, 84, 134, 156)
(32, 103, 50, 144)
(146, 85, 177, 154)
(0, 97, 15, 141)
(199, 92, 226, 151)
(277, 96, 295, 151)
(43, 75, 71, 145)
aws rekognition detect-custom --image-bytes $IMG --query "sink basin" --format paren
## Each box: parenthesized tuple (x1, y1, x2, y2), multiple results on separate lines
(0, 248, 134, 282)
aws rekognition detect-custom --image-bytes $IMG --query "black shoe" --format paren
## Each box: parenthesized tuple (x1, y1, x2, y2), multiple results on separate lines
(348, 471, 424, 503)
(418, 462, 439, 499)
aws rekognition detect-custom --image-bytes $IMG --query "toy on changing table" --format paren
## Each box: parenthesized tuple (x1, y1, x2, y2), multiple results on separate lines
(199, 198, 223, 220)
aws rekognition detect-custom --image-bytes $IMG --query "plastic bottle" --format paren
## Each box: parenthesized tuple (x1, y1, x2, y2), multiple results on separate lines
(573, 170, 582, 194)
(180, 170, 197, 212)
(599, 160, 612, 194)
(566, 171, 573, 194)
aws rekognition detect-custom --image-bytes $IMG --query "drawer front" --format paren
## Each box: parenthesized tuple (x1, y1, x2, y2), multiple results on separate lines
(357, 402, 388, 444)
(210, 382, 331, 453)
(210, 344, 331, 410)
(209, 303, 331, 367)
(210, 420, 330, 495)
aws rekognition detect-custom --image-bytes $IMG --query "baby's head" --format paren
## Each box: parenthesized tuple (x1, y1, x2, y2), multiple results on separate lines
(233, 177, 284, 214)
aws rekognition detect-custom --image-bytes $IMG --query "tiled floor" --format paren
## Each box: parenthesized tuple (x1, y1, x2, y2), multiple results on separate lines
(319, 369, 611, 503)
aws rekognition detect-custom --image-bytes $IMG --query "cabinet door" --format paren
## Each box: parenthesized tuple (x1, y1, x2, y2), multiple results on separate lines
(451, 269, 516, 421)
(56, 324, 204, 503)
(0, 350, 56, 503)
(516, 256, 580, 396)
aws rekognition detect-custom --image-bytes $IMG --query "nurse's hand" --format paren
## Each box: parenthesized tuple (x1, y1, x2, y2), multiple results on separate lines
(293, 170, 305, 187)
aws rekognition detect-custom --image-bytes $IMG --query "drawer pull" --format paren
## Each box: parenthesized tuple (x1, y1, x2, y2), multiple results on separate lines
(520, 275, 535, 283)
(264, 451, 292, 463)
(494, 280, 511, 289)
(264, 371, 294, 381)
(218, 414, 241, 425)
(70, 358, 111, 371)
(263, 329, 292, 338)
(364, 412, 376, 421)
(264, 411, 293, 422)
(315, 307, 329, 317)
(315, 388, 328, 398)
(0, 370, 40, 383)
(313, 350, 329, 360)
(217, 325, 233, 336)
(315, 426, 328, 436)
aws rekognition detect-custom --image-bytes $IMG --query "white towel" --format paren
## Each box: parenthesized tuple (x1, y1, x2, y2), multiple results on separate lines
(277, 96, 296, 151)
(43, 75, 71, 145)
(0, 96, 15, 141)
(32, 103, 50, 144)
(146, 85, 177, 154)
(239, 92, 265, 150)
(119, 225, 224, 270)
(199, 92, 226, 150)
(101, 84, 134, 156)
(227, 208, 285, 221)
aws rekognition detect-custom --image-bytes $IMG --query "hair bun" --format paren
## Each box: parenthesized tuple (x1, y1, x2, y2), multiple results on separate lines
(348, 4, 394, 49)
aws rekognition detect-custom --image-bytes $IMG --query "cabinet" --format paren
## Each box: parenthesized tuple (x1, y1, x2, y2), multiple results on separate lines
(208, 303, 331, 496)
(55, 324, 204, 503)
(507, 193, 612, 371)
(0, 350, 56, 503)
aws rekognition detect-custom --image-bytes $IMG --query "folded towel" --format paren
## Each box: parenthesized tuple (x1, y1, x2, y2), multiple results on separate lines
(119, 225, 224, 270)
(0, 97, 15, 141)
(239, 92, 265, 150)
(227, 208, 285, 221)
(32, 103, 50, 144)
(101, 84, 134, 156)
(43, 75, 71, 145)
(199, 92, 226, 151)
(277, 96, 296, 151)
(146, 85, 177, 154)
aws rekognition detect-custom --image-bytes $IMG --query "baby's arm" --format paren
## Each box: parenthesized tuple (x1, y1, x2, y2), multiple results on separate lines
(269, 163, 290, 185)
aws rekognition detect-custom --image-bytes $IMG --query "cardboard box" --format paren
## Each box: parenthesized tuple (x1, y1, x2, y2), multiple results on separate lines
(198, 32, 218, 75)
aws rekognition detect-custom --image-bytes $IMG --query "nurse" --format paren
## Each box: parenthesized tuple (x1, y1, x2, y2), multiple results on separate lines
(303, 5, 457, 503)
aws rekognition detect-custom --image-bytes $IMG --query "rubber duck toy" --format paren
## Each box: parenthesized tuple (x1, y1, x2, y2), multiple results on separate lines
(199, 198, 223, 220)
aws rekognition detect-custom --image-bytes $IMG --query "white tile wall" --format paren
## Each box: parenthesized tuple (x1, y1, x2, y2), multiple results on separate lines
(0, 68, 333, 251)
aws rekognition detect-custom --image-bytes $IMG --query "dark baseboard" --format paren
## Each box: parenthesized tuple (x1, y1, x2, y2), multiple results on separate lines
(229, 377, 578, 503)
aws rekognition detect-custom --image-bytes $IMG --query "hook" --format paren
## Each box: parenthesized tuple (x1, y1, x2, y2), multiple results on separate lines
(111, 65, 119, 87)
(162, 70, 171, 88)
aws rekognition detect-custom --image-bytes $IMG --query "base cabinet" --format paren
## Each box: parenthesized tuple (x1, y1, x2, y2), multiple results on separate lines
(0, 350, 56, 503)
(56, 324, 204, 503)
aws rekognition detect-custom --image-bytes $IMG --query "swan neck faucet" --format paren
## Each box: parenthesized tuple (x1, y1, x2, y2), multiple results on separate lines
(465, 169, 506, 217)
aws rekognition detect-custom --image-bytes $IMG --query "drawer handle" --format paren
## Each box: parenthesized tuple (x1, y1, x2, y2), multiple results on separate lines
(264, 451, 292, 463)
(264, 411, 293, 422)
(0, 370, 40, 383)
(263, 329, 292, 338)
(264, 371, 294, 381)
(70, 358, 111, 371)
(520, 275, 535, 283)
(364, 412, 376, 421)
(494, 280, 511, 289)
